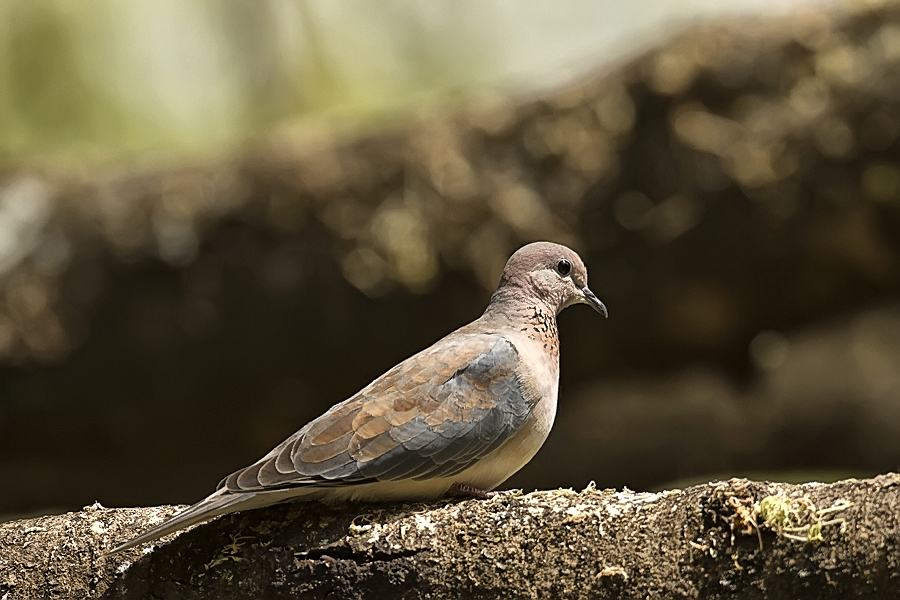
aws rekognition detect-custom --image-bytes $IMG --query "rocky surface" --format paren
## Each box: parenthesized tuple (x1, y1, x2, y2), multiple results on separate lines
(3, 475, 898, 599)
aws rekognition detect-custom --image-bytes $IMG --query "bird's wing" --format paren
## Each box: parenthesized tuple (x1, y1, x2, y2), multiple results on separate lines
(219, 333, 534, 493)
(107, 333, 533, 555)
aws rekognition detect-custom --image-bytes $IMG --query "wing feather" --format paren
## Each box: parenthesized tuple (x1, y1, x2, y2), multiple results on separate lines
(218, 334, 535, 494)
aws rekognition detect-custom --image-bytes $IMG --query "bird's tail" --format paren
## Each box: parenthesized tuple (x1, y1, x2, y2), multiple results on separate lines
(106, 491, 256, 555)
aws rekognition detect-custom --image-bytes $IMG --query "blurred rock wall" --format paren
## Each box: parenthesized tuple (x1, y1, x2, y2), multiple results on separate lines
(1, 1, 900, 514)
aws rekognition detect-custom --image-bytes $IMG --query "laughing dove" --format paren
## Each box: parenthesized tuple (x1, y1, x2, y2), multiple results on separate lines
(108, 241, 607, 554)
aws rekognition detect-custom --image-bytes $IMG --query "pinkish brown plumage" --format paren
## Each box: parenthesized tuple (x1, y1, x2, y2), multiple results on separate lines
(108, 241, 607, 555)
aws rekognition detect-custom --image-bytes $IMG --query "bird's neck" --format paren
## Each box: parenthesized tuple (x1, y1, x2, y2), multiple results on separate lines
(482, 289, 560, 362)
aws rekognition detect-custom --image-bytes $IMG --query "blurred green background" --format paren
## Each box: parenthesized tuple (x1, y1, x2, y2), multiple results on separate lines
(1, 0, 827, 164)
(2, 0, 899, 519)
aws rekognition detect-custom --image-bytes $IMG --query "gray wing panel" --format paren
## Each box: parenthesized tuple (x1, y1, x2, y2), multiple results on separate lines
(357, 337, 534, 482)
(219, 335, 536, 492)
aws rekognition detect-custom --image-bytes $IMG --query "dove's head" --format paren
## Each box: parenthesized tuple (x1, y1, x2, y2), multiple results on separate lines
(493, 242, 607, 317)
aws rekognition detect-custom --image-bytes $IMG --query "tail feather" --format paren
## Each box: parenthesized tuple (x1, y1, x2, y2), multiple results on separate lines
(106, 491, 255, 555)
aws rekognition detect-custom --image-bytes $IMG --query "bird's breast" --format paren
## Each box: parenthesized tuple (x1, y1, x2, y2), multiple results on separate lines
(447, 332, 560, 491)
(506, 329, 560, 412)
(449, 393, 557, 491)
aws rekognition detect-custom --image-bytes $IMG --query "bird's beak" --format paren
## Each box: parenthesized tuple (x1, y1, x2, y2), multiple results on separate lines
(581, 286, 608, 318)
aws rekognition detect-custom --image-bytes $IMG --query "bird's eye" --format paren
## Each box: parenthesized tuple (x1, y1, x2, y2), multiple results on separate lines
(556, 259, 572, 276)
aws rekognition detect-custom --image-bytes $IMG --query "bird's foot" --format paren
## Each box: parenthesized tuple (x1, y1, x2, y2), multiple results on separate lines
(448, 483, 496, 500)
